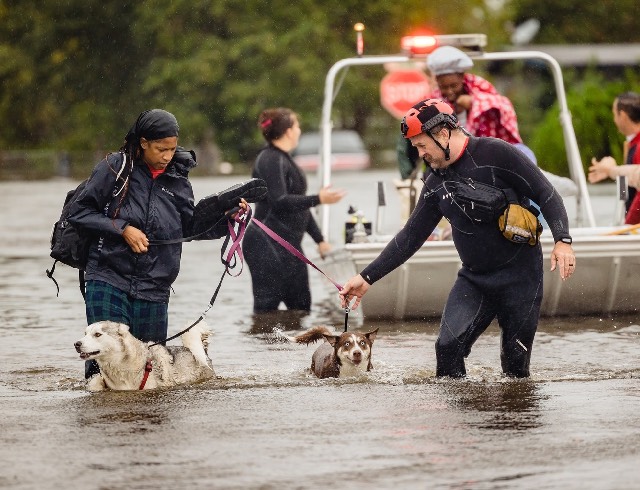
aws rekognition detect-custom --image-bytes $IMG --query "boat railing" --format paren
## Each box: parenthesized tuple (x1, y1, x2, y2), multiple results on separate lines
(318, 50, 597, 242)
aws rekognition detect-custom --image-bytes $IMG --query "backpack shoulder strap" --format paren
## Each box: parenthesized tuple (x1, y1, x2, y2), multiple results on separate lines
(45, 260, 60, 297)
(79, 270, 86, 299)
(111, 152, 133, 198)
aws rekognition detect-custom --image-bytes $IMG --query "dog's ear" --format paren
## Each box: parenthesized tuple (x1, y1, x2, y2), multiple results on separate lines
(116, 323, 130, 336)
(323, 334, 341, 347)
(365, 328, 379, 342)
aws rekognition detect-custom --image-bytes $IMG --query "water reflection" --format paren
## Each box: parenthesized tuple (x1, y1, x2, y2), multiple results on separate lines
(246, 310, 312, 335)
(443, 380, 544, 431)
(74, 390, 171, 430)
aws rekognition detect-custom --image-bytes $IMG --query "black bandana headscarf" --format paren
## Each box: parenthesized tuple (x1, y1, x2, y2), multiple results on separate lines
(121, 109, 179, 156)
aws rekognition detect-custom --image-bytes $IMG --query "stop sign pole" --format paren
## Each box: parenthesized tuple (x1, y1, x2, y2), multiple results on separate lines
(380, 69, 433, 120)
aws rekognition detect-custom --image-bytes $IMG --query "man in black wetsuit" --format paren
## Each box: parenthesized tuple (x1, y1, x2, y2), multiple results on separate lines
(339, 99, 577, 378)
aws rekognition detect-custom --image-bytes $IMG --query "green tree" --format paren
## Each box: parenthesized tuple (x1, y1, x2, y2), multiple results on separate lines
(130, 0, 510, 162)
(530, 69, 640, 175)
(0, 0, 142, 149)
(0, 0, 527, 175)
(511, 0, 640, 43)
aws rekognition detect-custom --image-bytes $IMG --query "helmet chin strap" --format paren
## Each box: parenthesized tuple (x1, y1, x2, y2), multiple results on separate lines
(426, 128, 451, 161)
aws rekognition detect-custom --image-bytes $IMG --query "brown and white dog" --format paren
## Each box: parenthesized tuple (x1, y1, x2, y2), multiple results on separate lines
(292, 326, 379, 378)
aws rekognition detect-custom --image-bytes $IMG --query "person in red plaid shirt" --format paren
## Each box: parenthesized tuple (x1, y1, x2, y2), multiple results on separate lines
(397, 46, 522, 180)
(426, 45, 522, 145)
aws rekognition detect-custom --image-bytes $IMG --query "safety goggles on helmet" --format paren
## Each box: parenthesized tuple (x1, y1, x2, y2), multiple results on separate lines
(400, 99, 458, 138)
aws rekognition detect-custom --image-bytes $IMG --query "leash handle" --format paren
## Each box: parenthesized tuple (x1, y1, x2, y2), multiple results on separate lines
(220, 206, 251, 276)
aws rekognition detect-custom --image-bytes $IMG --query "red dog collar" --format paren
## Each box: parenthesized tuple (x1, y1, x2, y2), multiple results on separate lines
(138, 359, 153, 390)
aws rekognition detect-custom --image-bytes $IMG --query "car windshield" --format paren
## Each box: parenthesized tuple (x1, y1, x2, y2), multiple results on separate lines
(294, 130, 365, 155)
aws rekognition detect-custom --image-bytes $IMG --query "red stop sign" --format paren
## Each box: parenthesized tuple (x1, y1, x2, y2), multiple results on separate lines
(380, 70, 433, 119)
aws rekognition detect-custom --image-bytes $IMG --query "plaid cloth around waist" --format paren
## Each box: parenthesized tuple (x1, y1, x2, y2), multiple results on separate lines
(84, 280, 168, 343)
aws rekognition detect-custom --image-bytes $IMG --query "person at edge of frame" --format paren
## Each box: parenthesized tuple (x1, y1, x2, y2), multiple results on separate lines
(589, 91, 640, 223)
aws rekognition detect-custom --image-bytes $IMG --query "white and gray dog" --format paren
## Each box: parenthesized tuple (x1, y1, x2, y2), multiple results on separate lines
(74, 320, 214, 391)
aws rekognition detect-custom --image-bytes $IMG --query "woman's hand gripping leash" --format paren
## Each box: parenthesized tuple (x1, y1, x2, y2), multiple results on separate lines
(220, 199, 250, 277)
(228, 198, 249, 221)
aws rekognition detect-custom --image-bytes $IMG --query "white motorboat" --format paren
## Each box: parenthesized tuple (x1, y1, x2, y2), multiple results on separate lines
(317, 33, 640, 320)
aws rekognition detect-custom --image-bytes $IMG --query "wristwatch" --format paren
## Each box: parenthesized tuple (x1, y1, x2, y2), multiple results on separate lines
(559, 237, 572, 245)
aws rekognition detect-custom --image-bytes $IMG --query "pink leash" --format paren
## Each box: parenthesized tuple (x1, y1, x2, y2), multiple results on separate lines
(246, 205, 351, 332)
(249, 217, 343, 292)
(222, 205, 250, 275)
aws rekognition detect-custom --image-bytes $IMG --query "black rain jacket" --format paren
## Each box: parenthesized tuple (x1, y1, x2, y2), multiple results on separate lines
(68, 149, 223, 302)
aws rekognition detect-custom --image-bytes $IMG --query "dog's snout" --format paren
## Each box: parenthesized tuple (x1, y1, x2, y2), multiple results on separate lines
(74, 341, 82, 352)
(352, 350, 362, 360)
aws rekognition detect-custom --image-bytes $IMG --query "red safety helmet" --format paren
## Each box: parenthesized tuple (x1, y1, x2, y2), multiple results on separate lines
(400, 98, 458, 138)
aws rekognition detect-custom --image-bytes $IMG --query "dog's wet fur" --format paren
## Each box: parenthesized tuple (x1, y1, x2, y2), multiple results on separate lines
(292, 326, 379, 378)
(74, 320, 214, 391)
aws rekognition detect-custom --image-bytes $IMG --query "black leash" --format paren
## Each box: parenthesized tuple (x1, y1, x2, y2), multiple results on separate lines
(148, 264, 227, 347)
(148, 206, 251, 347)
(344, 306, 350, 332)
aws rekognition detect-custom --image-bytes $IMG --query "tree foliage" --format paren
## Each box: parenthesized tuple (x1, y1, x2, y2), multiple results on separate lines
(1, 0, 638, 177)
(511, 0, 640, 43)
(0, 0, 506, 172)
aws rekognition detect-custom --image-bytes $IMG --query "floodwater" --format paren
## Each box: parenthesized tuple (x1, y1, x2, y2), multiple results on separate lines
(0, 172, 638, 490)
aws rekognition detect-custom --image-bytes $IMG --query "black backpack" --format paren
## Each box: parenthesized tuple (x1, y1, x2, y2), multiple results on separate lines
(46, 153, 132, 297)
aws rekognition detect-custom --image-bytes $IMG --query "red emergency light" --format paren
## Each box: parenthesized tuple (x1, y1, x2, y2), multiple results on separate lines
(401, 33, 487, 57)
(400, 34, 439, 56)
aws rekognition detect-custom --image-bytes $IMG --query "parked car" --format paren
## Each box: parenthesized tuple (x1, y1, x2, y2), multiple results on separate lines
(292, 129, 370, 172)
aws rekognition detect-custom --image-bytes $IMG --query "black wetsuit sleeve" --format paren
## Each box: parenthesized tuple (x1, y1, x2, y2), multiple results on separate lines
(360, 185, 442, 284)
(261, 152, 320, 212)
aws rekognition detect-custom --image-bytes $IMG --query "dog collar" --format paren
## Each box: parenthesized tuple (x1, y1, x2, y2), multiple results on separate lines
(138, 359, 153, 390)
